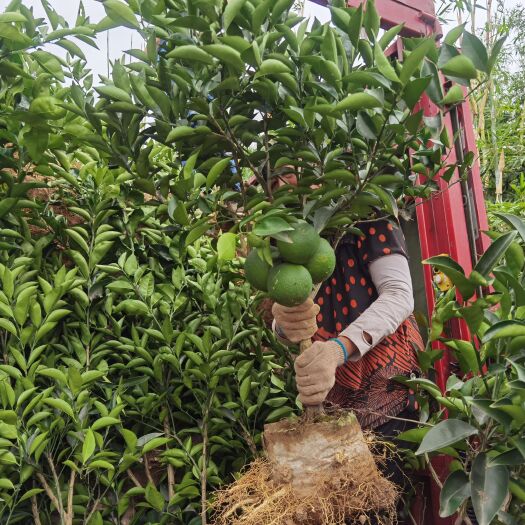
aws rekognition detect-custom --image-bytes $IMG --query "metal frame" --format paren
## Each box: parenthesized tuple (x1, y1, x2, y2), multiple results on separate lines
(313, 0, 490, 523)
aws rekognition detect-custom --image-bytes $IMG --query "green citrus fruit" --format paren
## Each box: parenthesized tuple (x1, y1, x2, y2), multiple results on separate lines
(29, 96, 66, 120)
(267, 263, 313, 307)
(276, 222, 321, 264)
(305, 238, 336, 283)
(244, 249, 271, 291)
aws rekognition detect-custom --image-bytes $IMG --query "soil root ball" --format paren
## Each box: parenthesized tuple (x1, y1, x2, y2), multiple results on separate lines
(211, 414, 398, 525)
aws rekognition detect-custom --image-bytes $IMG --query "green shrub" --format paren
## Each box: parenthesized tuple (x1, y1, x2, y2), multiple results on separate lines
(402, 212, 525, 525)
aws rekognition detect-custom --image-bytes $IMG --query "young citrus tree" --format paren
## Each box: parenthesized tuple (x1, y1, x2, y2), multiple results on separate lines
(71, 0, 498, 253)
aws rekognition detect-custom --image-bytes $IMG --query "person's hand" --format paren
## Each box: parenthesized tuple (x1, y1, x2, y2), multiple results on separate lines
(272, 298, 319, 344)
(294, 340, 348, 406)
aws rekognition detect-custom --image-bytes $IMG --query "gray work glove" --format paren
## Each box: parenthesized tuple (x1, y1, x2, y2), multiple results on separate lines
(294, 340, 346, 405)
(272, 298, 319, 344)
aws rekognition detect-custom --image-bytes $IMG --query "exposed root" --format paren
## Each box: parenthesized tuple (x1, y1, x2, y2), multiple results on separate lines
(211, 456, 398, 525)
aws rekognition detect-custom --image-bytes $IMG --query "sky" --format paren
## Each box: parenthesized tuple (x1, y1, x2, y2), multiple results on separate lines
(0, 0, 518, 82)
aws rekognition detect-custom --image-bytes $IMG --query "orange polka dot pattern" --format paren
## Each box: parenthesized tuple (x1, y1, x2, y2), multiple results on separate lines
(312, 218, 421, 430)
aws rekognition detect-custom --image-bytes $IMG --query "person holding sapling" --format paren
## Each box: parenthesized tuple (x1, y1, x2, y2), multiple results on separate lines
(246, 200, 423, 510)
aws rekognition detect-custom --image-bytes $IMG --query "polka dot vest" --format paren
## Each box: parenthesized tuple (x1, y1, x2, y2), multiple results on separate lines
(313, 218, 423, 430)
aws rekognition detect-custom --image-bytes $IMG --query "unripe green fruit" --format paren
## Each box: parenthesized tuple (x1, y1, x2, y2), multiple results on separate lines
(305, 238, 336, 284)
(267, 263, 312, 307)
(29, 96, 66, 120)
(244, 249, 271, 291)
(276, 222, 320, 264)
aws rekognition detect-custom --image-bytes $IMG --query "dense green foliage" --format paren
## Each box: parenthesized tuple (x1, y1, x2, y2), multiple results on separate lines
(401, 213, 525, 525)
(0, 172, 299, 524)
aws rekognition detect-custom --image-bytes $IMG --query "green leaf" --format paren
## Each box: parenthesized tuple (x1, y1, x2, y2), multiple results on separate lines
(347, 4, 363, 47)
(0, 410, 17, 425)
(0, 319, 16, 336)
(334, 92, 382, 113)
(166, 45, 213, 64)
(43, 398, 75, 419)
(462, 31, 488, 73)
(404, 76, 432, 109)
(115, 299, 149, 316)
(82, 429, 96, 464)
(416, 419, 477, 455)
(444, 24, 465, 45)
(38, 368, 67, 385)
(29, 431, 49, 456)
(239, 376, 251, 403)
(471, 453, 509, 525)
(474, 231, 517, 277)
(257, 58, 290, 76)
(374, 44, 399, 82)
(493, 213, 525, 244)
(95, 85, 133, 103)
(356, 112, 377, 140)
(363, 0, 379, 40)
(0, 422, 17, 439)
(378, 24, 404, 50)
(91, 417, 120, 431)
(491, 448, 525, 466)
(224, 0, 247, 30)
(399, 39, 435, 85)
(88, 460, 114, 471)
(443, 339, 479, 374)
(56, 39, 86, 61)
(103, 0, 139, 29)
(145, 482, 165, 511)
(143, 437, 171, 454)
(271, 0, 294, 23)
(423, 255, 476, 300)
(253, 217, 293, 236)
(440, 470, 471, 518)
(217, 233, 237, 261)
(66, 228, 89, 254)
(168, 199, 189, 226)
(185, 224, 210, 247)
(0, 24, 31, 45)
(482, 321, 525, 343)
(488, 35, 507, 73)
(0, 12, 27, 23)
(166, 126, 196, 143)
(441, 85, 464, 105)
(204, 44, 244, 70)
(207, 158, 231, 188)
(121, 428, 137, 451)
(19, 488, 44, 503)
(329, 6, 350, 32)
(441, 55, 478, 80)
(32, 51, 64, 82)
(0, 478, 14, 490)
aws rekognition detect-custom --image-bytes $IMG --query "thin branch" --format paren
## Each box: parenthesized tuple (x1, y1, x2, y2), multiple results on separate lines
(143, 453, 156, 486)
(36, 472, 61, 517)
(127, 469, 143, 488)
(425, 454, 444, 489)
(84, 498, 102, 525)
(66, 470, 76, 525)
(200, 407, 209, 525)
(46, 454, 65, 522)
(31, 495, 43, 525)
(164, 417, 175, 501)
